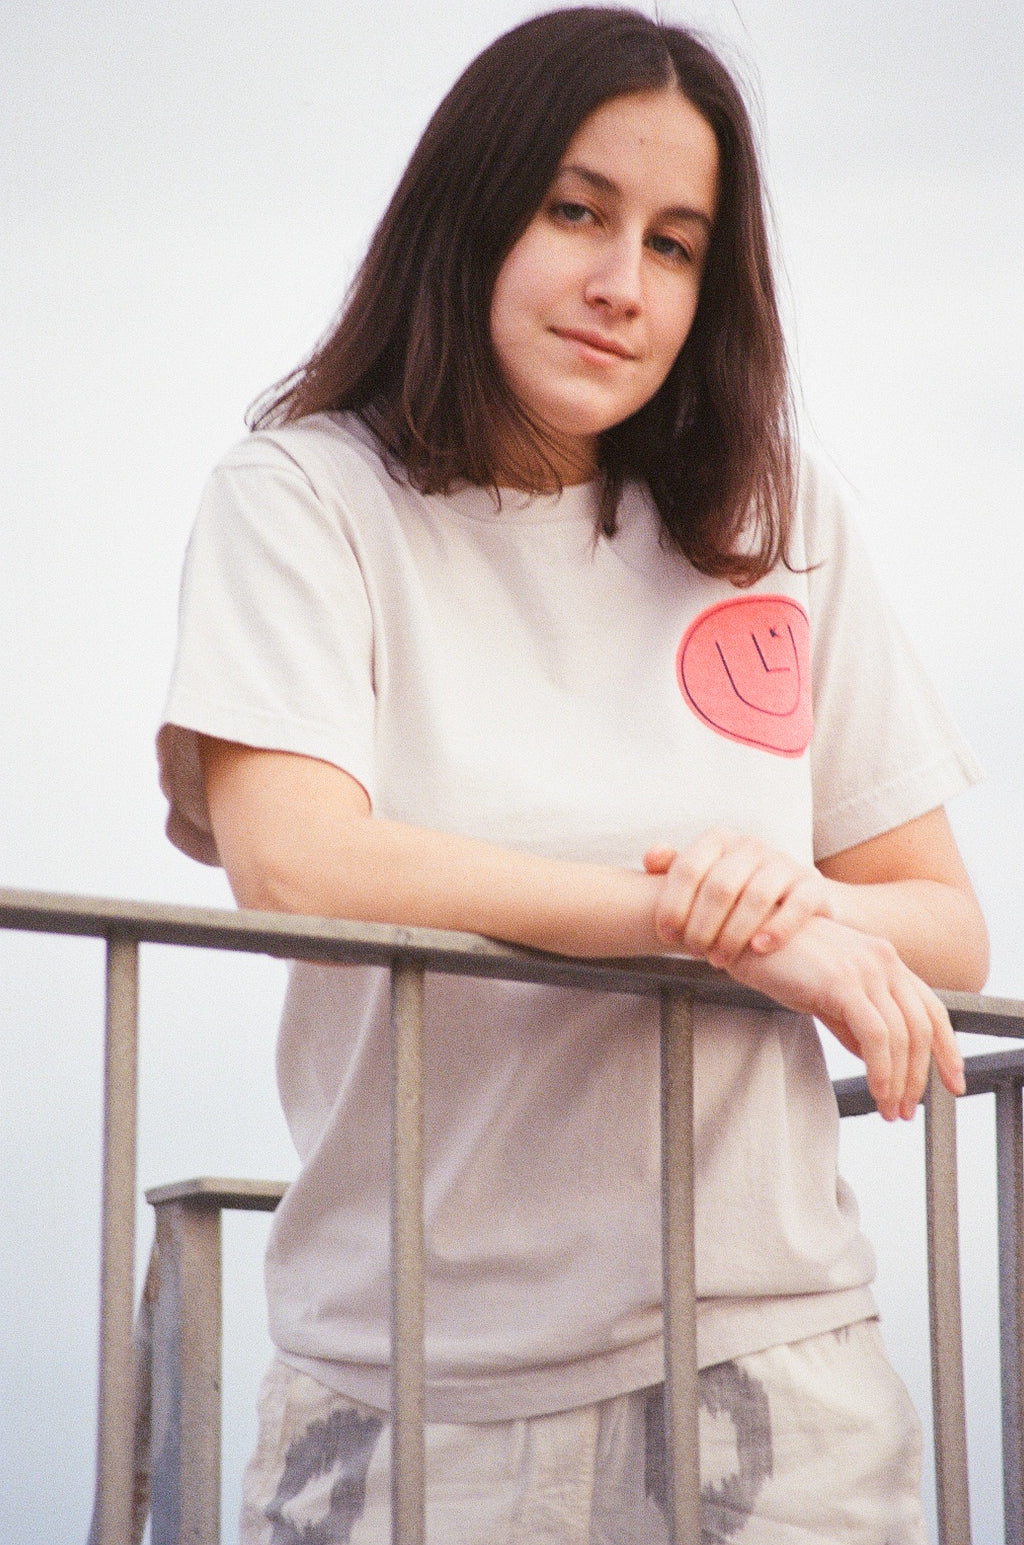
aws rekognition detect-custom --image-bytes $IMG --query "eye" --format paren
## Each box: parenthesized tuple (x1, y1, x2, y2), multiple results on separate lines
(647, 232, 694, 265)
(549, 200, 597, 227)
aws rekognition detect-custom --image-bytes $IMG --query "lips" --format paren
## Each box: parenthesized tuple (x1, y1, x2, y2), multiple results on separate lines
(553, 328, 636, 360)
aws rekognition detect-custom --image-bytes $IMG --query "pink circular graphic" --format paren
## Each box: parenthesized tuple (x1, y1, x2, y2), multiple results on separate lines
(676, 595, 812, 757)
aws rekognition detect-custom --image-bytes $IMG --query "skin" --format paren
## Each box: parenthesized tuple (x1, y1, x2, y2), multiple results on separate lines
(199, 88, 989, 1122)
(489, 90, 718, 485)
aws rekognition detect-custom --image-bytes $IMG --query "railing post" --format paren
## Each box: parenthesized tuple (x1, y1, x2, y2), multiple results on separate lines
(925, 1062, 972, 1545)
(93, 932, 141, 1545)
(995, 1078, 1024, 1545)
(660, 989, 701, 1543)
(390, 960, 426, 1545)
(149, 1198, 223, 1545)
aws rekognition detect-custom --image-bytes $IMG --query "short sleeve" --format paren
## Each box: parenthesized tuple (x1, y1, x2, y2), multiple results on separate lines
(158, 436, 376, 865)
(802, 458, 981, 860)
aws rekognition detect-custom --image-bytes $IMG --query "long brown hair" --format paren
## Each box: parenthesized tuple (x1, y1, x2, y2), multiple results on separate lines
(250, 7, 795, 584)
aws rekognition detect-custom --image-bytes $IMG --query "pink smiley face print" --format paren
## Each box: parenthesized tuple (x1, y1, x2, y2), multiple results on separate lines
(676, 594, 812, 756)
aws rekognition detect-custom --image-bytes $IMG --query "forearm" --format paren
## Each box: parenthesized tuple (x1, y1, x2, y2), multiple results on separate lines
(203, 741, 665, 959)
(822, 875, 988, 992)
(816, 809, 989, 992)
(237, 811, 664, 958)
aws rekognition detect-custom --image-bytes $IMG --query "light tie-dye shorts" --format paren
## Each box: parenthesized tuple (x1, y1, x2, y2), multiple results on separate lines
(240, 1317, 927, 1544)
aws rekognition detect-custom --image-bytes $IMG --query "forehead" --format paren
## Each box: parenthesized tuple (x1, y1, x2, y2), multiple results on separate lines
(558, 89, 719, 222)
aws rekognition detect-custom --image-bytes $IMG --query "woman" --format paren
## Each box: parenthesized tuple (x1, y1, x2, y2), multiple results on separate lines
(159, 9, 987, 1541)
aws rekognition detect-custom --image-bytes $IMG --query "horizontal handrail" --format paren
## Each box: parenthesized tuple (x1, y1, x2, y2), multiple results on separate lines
(0, 886, 766, 1000)
(4, 885, 1022, 1545)
(2, 886, 1022, 1033)
(836, 1046, 1024, 1118)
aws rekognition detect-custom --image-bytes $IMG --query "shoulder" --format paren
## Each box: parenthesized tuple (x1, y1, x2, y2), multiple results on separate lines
(786, 450, 890, 636)
(193, 412, 417, 558)
(789, 449, 860, 572)
(214, 412, 397, 502)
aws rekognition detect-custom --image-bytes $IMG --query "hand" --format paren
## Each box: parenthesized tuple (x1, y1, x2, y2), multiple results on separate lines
(726, 915, 966, 1121)
(644, 828, 833, 968)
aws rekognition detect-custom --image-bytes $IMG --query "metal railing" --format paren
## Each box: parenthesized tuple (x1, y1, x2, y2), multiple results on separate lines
(2, 886, 1023, 1545)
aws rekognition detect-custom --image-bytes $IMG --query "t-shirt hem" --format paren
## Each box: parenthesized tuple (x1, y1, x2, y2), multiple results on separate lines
(275, 1285, 877, 1423)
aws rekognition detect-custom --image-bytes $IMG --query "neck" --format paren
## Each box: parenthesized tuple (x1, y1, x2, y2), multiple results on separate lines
(494, 429, 599, 492)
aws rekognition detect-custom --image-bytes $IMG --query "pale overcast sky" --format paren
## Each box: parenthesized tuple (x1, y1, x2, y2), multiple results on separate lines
(1, 3, 1021, 1540)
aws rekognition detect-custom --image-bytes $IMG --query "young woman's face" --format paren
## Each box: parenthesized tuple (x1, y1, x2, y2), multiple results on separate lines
(489, 88, 719, 485)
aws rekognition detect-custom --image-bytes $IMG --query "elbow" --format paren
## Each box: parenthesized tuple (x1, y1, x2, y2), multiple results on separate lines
(939, 899, 990, 994)
(223, 850, 325, 918)
(955, 938, 990, 996)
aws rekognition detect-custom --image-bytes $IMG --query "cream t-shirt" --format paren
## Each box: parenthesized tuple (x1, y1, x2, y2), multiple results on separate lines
(159, 413, 979, 1419)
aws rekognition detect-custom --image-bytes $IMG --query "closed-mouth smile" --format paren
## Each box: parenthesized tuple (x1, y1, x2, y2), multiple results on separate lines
(553, 328, 636, 360)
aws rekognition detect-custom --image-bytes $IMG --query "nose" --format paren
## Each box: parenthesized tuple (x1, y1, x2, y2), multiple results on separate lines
(583, 232, 643, 315)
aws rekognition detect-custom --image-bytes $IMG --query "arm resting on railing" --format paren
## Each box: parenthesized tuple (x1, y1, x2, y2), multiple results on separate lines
(199, 738, 980, 1121)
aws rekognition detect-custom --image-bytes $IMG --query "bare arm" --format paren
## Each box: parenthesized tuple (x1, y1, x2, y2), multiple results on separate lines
(643, 808, 988, 993)
(642, 807, 986, 1120)
(817, 808, 989, 992)
(728, 915, 966, 1122)
(199, 738, 668, 959)
(200, 738, 985, 1120)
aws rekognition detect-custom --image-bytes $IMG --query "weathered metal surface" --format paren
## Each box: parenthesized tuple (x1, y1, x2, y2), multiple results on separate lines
(150, 1198, 223, 1545)
(945, 991, 1024, 1040)
(660, 991, 701, 1544)
(145, 1176, 288, 1212)
(390, 961, 426, 1545)
(1, 887, 1020, 1541)
(93, 933, 141, 1545)
(995, 1079, 1024, 1545)
(86, 1243, 158, 1545)
(925, 1066, 972, 1545)
(835, 1045, 1024, 1118)
(0, 886, 796, 1006)
(4, 885, 1020, 1033)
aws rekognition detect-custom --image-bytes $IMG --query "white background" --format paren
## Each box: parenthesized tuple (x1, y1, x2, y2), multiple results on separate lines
(1, 2, 1021, 1539)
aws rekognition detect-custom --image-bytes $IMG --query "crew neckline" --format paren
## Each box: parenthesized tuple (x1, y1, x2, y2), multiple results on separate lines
(321, 410, 603, 526)
(437, 478, 603, 527)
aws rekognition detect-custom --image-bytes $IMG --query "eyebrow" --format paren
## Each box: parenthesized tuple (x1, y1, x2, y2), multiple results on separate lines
(556, 162, 714, 233)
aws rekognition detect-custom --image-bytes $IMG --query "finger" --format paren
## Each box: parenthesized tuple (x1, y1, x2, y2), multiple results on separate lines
(712, 864, 830, 965)
(651, 829, 733, 944)
(680, 838, 768, 957)
(866, 984, 910, 1124)
(818, 982, 899, 1121)
(747, 872, 834, 954)
(884, 970, 936, 1119)
(850, 999, 900, 1122)
(643, 846, 677, 875)
(924, 991, 965, 1098)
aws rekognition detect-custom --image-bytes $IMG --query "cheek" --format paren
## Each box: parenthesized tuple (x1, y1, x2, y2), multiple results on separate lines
(659, 284, 701, 357)
(490, 255, 538, 368)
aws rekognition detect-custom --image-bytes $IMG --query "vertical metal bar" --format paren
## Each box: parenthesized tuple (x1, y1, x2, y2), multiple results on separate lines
(995, 1079, 1024, 1545)
(150, 1199, 223, 1545)
(86, 1241, 157, 1545)
(390, 960, 426, 1545)
(925, 1062, 972, 1545)
(93, 932, 141, 1545)
(660, 990, 701, 1544)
